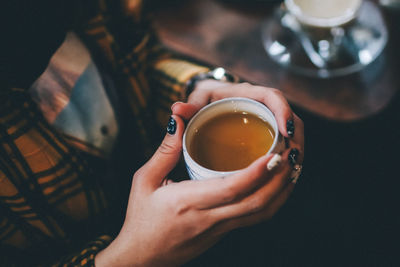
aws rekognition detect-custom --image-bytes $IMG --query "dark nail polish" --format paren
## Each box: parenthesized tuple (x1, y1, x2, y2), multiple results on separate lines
(167, 117, 177, 135)
(288, 148, 299, 167)
(287, 119, 295, 137)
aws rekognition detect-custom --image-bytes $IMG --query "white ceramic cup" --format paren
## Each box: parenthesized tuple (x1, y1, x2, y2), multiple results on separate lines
(183, 97, 285, 180)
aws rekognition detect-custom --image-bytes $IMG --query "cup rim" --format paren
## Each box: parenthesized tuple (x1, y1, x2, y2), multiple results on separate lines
(182, 97, 279, 177)
(285, 0, 362, 28)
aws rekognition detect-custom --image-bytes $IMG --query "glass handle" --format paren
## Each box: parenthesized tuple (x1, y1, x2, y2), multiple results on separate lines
(281, 13, 327, 68)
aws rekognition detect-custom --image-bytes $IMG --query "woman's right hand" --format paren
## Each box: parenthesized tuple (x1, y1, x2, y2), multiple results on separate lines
(95, 114, 303, 267)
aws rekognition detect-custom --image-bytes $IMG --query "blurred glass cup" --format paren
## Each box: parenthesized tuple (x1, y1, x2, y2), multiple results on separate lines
(285, 0, 361, 28)
(262, 0, 388, 78)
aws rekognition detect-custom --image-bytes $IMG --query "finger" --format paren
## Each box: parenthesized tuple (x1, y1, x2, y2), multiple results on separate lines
(178, 153, 279, 209)
(209, 83, 293, 137)
(171, 102, 200, 121)
(187, 87, 212, 109)
(286, 114, 304, 164)
(208, 148, 293, 221)
(185, 81, 233, 113)
(135, 115, 184, 192)
(212, 182, 295, 236)
(250, 87, 293, 138)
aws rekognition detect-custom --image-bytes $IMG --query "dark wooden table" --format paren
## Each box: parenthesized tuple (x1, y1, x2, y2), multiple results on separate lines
(154, 2, 400, 266)
(154, 0, 399, 121)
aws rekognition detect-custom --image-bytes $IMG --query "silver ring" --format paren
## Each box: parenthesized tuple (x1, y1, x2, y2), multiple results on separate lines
(290, 164, 303, 184)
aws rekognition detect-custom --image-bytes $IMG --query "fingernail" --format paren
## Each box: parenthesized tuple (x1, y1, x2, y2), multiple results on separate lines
(167, 116, 177, 135)
(288, 148, 299, 167)
(286, 119, 295, 137)
(290, 164, 302, 184)
(267, 154, 282, 171)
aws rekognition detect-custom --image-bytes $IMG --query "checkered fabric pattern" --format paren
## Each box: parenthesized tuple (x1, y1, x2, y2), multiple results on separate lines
(0, 0, 209, 265)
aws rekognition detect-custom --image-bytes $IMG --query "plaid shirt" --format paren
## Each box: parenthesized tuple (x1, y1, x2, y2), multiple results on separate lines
(0, 0, 209, 266)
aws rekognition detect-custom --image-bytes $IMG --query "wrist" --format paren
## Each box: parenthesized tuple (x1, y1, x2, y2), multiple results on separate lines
(95, 234, 133, 267)
(95, 226, 160, 267)
(94, 241, 122, 267)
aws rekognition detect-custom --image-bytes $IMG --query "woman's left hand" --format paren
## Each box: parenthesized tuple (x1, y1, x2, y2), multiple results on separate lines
(173, 80, 298, 139)
(173, 80, 304, 170)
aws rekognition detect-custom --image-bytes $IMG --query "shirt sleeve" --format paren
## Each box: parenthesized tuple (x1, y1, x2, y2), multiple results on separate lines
(76, 0, 211, 131)
(144, 35, 211, 127)
(0, 90, 113, 266)
(0, 232, 111, 267)
(0, 136, 111, 267)
(52, 235, 112, 267)
(1, 1, 208, 265)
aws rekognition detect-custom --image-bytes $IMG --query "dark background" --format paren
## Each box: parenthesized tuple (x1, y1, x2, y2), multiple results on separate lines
(186, 90, 400, 266)
(2, 0, 398, 266)
(180, 1, 400, 266)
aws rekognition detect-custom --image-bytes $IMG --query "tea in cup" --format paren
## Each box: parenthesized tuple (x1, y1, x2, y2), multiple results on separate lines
(183, 97, 284, 180)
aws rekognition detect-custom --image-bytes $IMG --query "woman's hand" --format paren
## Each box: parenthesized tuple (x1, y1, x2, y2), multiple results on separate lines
(174, 79, 304, 177)
(178, 80, 296, 138)
(171, 79, 304, 175)
(95, 113, 303, 267)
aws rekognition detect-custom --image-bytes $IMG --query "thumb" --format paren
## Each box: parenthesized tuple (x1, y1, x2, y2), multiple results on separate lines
(138, 115, 184, 191)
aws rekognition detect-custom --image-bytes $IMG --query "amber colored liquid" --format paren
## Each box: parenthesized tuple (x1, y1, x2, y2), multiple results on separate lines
(189, 112, 275, 171)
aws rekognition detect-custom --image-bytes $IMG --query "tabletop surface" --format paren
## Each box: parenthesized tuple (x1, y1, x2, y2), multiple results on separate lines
(154, 0, 399, 121)
(154, 3, 400, 265)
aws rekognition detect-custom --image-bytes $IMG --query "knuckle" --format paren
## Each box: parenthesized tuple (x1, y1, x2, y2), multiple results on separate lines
(221, 191, 236, 204)
(133, 168, 144, 182)
(221, 183, 239, 203)
(212, 90, 224, 100)
(163, 194, 178, 208)
(295, 149, 304, 163)
(248, 197, 264, 214)
(133, 168, 148, 184)
(158, 140, 181, 155)
(168, 196, 190, 215)
(272, 88, 283, 96)
(253, 85, 267, 93)
(238, 82, 251, 87)
(270, 89, 286, 102)
(294, 147, 304, 155)
(131, 168, 147, 191)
